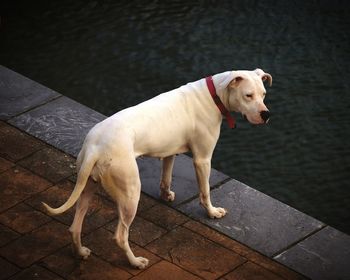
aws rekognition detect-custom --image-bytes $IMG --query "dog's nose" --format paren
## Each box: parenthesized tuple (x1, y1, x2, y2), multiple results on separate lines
(260, 110, 270, 123)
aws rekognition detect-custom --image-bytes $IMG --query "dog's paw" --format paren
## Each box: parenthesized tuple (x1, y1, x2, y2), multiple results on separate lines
(131, 256, 149, 269)
(79, 246, 92, 259)
(208, 207, 227, 219)
(160, 190, 175, 202)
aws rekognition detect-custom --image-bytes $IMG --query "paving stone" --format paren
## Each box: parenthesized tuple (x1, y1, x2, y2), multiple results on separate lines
(26, 180, 117, 234)
(137, 193, 158, 213)
(0, 224, 20, 247)
(184, 221, 306, 280)
(178, 179, 324, 256)
(105, 216, 167, 247)
(26, 183, 75, 225)
(9, 96, 106, 157)
(274, 226, 350, 280)
(80, 195, 117, 234)
(8, 265, 64, 280)
(0, 221, 70, 268)
(83, 227, 161, 275)
(244, 250, 306, 280)
(41, 246, 131, 280)
(0, 203, 51, 234)
(138, 154, 229, 206)
(0, 256, 20, 280)
(146, 226, 246, 280)
(128, 216, 168, 247)
(183, 220, 252, 257)
(0, 65, 60, 120)
(67, 255, 131, 280)
(0, 166, 52, 213)
(40, 246, 81, 279)
(223, 262, 284, 280)
(18, 147, 76, 183)
(0, 157, 15, 173)
(140, 204, 189, 231)
(0, 123, 44, 162)
(132, 260, 201, 280)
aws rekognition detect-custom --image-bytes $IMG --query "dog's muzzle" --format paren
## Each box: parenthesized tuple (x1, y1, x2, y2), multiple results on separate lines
(260, 110, 270, 123)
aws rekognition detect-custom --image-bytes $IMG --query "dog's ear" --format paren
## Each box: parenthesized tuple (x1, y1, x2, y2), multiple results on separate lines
(228, 76, 244, 88)
(255, 68, 273, 87)
(216, 71, 244, 90)
(224, 71, 244, 89)
(262, 73, 272, 87)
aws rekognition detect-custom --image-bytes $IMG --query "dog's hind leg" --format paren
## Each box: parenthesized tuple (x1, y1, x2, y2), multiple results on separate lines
(115, 192, 149, 269)
(69, 178, 96, 259)
(160, 155, 175, 202)
(106, 158, 149, 269)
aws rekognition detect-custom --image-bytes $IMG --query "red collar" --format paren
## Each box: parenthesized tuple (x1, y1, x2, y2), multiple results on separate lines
(205, 76, 236, 129)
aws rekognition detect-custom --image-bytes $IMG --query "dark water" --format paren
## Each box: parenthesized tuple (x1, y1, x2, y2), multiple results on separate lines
(1, 0, 350, 233)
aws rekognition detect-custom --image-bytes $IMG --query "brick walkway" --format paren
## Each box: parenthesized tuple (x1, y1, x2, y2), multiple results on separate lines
(0, 121, 305, 279)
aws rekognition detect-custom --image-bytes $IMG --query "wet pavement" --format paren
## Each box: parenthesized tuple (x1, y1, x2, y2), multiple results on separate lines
(0, 121, 306, 279)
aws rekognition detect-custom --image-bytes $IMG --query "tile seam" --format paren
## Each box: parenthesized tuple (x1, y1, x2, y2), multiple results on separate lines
(5, 94, 63, 123)
(271, 224, 327, 259)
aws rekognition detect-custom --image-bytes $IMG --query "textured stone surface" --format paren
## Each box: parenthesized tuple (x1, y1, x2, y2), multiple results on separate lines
(0, 65, 60, 120)
(183, 220, 306, 280)
(274, 226, 350, 280)
(9, 265, 64, 280)
(132, 260, 201, 280)
(140, 203, 189, 231)
(18, 147, 76, 183)
(9, 96, 105, 157)
(0, 221, 70, 268)
(146, 226, 246, 279)
(0, 122, 44, 162)
(0, 157, 15, 173)
(0, 166, 52, 212)
(26, 184, 76, 225)
(0, 203, 51, 234)
(0, 224, 20, 247)
(223, 261, 284, 280)
(40, 246, 82, 279)
(0, 257, 20, 280)
(138, 154, 229, 206)
(178, 179, 324, 256)
(137, 193, 158, 214)
(42, 246, 131, 280)
(65, 255, 131, 280)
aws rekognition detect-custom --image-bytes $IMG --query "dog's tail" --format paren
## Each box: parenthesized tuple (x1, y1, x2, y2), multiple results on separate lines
(42, 150, 97, 216)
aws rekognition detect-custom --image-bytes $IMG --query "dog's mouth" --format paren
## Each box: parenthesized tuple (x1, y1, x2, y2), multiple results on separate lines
(242, 114, 266, 125)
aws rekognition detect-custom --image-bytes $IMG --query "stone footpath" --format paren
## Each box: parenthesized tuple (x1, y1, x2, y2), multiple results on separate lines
(1, 65, 349, 279)
(0, 121, 304, 279)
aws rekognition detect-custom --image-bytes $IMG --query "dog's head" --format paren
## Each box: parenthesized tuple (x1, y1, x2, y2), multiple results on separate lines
(217, 69, 272, 125)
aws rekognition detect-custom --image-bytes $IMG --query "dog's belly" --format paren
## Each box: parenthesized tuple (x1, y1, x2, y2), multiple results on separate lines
(141, 144, 189, 159)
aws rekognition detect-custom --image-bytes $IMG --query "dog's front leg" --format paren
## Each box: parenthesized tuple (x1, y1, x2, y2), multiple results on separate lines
(193, 158, 227, 218)
(160, 155, 176, 202)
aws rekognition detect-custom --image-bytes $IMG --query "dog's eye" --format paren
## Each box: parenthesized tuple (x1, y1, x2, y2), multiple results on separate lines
(245, 94, 253, 99)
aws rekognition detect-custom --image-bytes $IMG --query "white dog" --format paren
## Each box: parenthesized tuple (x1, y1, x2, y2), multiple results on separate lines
(43, 69, 272, 269)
